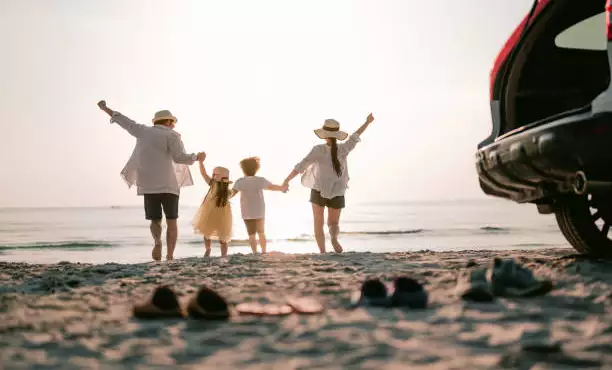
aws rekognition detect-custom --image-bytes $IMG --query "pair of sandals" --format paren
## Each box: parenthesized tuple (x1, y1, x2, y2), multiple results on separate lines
(456, 257, 554, 302)
(133, 285, 230, 319)
(133, 285, 325, 319)
(350, 276, 428, 309)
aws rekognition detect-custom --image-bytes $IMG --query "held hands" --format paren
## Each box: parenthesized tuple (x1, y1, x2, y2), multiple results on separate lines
(281, 180, 290, 193)
(197, 152, 206, 162)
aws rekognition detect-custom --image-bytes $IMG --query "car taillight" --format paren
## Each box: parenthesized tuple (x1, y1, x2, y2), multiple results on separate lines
(607, 0, 612, 40)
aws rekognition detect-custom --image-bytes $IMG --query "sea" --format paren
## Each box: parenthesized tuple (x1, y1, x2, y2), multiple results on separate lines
(0, 198, 569, 265)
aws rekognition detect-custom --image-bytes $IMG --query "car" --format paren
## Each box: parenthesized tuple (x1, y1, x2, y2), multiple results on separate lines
(475, 0, 612, 257)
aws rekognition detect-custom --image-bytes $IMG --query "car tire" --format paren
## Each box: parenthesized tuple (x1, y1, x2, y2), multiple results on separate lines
(554, 193, 612, 258)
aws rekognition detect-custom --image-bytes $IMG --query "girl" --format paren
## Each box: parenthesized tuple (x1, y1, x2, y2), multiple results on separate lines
(192, 156, 233, 257)
(283, 113, 375, 254)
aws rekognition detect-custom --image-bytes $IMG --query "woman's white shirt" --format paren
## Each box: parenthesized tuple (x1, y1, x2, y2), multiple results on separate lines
(293, 133, 361, 199)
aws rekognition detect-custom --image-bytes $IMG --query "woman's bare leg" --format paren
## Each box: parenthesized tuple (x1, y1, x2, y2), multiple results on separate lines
(220, 241, 229, 257)
(258, 232, 267, 254)
(248, 234, 258, 253)
(312, 204, 326, 253)
(204, 238, 212, 257)
(327, 207, 343, 253)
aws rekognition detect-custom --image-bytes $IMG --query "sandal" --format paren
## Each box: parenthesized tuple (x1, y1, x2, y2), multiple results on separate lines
(186, 285, 231, 320)
(133, 285, 184, 319)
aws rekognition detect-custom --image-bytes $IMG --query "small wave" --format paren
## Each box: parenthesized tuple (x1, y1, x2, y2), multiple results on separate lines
(479, 226, 509, 233)
(341, 229, 426, 236)
(187, 237, 312, 246)
(511, 243, 554, 248)
(0, 241, 114, 251)
(285, 237, 312, 242)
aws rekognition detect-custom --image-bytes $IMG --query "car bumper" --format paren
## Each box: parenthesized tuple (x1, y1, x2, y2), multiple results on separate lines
(475, 108, 612, 204)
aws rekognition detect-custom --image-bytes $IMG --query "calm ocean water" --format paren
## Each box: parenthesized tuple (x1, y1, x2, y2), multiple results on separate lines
(0, 198, 568, 264)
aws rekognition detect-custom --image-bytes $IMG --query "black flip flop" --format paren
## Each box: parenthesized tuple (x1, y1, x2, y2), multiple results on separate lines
(389, 276, 428, 309)
(350, 278, 391, 308)
(187, 285, 231, 320)
(132, 285, 184, 319)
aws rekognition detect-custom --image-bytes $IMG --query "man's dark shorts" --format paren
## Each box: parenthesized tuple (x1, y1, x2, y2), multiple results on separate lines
(144, 193, 179, 220)
(309, 189, 345, 209)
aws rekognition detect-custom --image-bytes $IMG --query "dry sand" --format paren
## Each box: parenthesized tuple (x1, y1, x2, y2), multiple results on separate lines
(1, 248, 612, 369)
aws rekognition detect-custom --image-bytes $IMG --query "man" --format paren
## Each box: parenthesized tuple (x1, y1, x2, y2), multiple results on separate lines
(97, 100, 205, 261)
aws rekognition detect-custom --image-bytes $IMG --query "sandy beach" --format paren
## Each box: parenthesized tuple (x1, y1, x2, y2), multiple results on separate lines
(1, 248, 612, 369)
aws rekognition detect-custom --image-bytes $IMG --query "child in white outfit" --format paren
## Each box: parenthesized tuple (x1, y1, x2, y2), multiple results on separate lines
(232, 157, 287, 253)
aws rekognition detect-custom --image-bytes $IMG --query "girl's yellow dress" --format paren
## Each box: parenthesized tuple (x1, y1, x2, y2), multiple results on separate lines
(192, 182, 232, 242)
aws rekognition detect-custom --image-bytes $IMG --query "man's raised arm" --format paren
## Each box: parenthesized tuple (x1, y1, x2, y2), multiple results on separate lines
(97, 100, 147, 138)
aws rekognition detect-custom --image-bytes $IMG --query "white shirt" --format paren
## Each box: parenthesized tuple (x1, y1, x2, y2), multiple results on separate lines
(111, 112, 196, 196)
(233, 176, 272, 220)
(294, 133, 361, 199)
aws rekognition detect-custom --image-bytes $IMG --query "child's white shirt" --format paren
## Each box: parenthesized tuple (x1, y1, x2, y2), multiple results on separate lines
(233, 176, 272, 220)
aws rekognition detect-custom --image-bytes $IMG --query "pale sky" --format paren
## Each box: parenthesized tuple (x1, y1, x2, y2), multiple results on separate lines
(0, 0, 534, 207)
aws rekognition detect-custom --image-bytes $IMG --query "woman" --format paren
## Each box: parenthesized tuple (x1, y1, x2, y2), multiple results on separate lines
(283, 113, 375, 253)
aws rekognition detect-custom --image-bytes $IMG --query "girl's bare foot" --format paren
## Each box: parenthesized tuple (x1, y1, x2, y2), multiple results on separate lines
(166, 254, 174, 260)
(204, 238, 212, 257)
(220, 242, 229, 257)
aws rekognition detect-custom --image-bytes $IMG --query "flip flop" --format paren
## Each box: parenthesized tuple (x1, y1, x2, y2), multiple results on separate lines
(286, 297, 325, 314)
(349, 278, 391, 308)
(489, 258, 554, 298)
(235, 302, 294, 316)
(456, 267, 495, 303)
(132, 285, 184, 319)
(186, 285, 231, 320)
(389, 276, 428, 309)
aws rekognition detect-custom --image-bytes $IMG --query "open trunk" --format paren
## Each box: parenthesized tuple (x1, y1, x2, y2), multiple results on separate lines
(500, 0, 610, 135)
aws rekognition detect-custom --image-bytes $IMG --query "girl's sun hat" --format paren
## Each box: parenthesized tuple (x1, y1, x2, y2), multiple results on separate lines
(212, 166, 232, 183)
(314, 119, 348, 141)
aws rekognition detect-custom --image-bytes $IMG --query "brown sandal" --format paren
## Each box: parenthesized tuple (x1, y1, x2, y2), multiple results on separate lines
(133, 286, 184, 319)
(186, 285, 231, 320)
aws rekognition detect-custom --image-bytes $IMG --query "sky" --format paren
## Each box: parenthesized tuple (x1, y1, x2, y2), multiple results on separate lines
(0, 0, 535, 208)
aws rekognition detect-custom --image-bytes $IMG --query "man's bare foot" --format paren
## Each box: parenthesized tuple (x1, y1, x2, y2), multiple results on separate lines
(331, 238, 343, 253)
(152, 241, 162, 261)
(166, 254, 174, 261)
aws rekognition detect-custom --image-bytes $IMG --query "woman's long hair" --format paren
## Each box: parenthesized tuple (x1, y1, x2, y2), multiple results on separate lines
(204, 181, 230, 207)
(329, 138, 342, 177)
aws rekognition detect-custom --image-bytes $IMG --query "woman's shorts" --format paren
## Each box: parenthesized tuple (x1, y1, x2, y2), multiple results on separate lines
(309, 189, 345, 209)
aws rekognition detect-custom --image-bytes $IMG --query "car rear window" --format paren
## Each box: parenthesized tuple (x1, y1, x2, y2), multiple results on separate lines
(555, 12, 606, 51)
